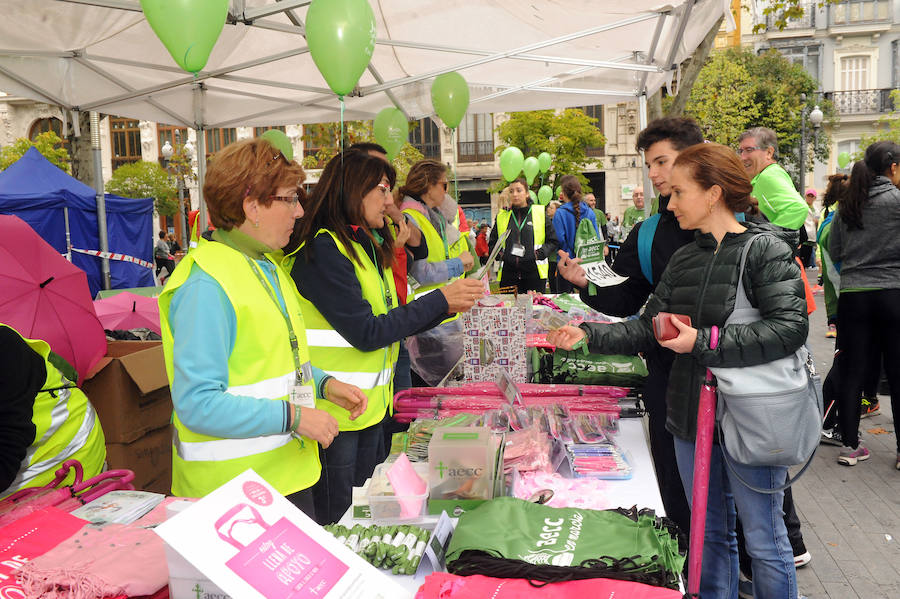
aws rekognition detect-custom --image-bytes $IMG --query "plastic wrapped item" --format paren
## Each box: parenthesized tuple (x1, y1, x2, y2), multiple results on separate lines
(511, 470, 614, 510)
(407, 319, 464, 386)
(502, 426, 555, 474)
(567, 443, 633, 480)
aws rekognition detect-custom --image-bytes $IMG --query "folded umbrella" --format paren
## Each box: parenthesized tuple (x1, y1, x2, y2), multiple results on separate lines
(93, 291, 161, 335)
(0, 215, 106, 382)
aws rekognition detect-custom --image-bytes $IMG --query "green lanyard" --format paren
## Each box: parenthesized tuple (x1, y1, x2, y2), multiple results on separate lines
(243, 255, 307, 384)
(365, 241, 393, 309)
(509, 206, 531, 233)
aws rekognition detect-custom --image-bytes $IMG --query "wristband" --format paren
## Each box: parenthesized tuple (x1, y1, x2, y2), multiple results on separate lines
(291, 403, 302, 433)
(710, 325, 719, 350)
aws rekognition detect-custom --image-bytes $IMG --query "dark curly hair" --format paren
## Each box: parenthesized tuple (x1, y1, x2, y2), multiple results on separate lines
(636, 117, 704, 153)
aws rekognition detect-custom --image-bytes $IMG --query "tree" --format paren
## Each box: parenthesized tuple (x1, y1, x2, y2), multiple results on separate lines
(0, 131, 71, 172)
(856, 89, 900, 159)
(681, 47, 835, 182)
(493, 108, 606, 193)
(105, 161, 178, 216)
(751, 0, 839, 33)
(301, 120, 424, 186)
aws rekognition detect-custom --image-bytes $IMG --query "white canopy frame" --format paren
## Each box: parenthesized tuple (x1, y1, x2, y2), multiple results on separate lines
(0, 0, 728, 241)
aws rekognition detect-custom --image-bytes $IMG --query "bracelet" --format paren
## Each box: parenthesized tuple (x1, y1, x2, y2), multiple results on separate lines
(291, 403, 302, 433)
(710, 325, 719, 350)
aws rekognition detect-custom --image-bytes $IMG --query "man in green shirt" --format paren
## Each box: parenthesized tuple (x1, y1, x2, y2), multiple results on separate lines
(738, 127, 808, 229)
(584, 193, 607, 236)
(621, 186, 645, 239)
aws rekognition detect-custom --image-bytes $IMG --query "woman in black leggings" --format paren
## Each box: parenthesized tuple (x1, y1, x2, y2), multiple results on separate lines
(829, 141, 900, 468)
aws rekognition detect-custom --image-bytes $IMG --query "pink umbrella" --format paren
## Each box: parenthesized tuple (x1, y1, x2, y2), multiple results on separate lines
(0, 215, 106, 383)
(93, 291, 161, 335)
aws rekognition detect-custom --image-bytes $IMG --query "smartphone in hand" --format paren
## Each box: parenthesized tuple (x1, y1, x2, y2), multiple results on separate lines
(652, 312, 692, 342)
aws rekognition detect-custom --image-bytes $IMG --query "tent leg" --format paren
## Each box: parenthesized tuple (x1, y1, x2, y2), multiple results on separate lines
(91, 111, 112, 290)
(638, 94, 652, 218)
(193, 83, 208, 236)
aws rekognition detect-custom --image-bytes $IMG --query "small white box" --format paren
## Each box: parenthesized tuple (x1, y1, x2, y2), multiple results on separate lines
(164, 501, 232, 599)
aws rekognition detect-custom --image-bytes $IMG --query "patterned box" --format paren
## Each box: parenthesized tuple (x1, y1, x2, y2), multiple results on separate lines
(460, 300, 527, 383)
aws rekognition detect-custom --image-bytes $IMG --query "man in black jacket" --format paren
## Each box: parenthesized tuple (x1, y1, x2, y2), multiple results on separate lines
(557, 117, 698, 542)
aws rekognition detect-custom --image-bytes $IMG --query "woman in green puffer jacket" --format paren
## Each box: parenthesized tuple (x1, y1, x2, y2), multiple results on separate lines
(548, 143, 808, 599)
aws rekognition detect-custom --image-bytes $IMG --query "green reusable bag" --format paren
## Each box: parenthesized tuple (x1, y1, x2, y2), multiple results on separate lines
(573, 217, 604, 261)
(552, 349, 648, 387)
(446, 497, 684, 587)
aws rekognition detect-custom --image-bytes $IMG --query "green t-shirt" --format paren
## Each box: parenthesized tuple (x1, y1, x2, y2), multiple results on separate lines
(592, 207, 607, 229)
(750, 163, 808, 229)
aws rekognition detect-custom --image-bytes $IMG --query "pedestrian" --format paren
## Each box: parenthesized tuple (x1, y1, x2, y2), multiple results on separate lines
(154, 230, 175, 278)
(552, 175, 597, 292)
(621, 186, 647, 238)
(475, 224, 490, 266)
(799, 188, 818, 268)
(737, 127, 809, 229)
(828, 140, 900, 469)
(548, 143, 808, 599)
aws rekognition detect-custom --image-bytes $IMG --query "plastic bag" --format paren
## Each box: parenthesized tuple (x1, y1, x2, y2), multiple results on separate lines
(407, 319, 464, 386)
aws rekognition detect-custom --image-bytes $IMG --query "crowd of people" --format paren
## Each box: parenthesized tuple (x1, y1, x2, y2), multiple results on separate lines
(4, 113, 897, 599)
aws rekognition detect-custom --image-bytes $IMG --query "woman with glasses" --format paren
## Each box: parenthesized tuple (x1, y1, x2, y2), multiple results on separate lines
(285, 151, 484, 524)
(159, 137, 367, 518)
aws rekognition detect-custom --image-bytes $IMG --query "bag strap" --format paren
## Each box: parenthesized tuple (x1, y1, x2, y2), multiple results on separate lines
(637, 214, 661, 284)
(719, 424, 818, 494)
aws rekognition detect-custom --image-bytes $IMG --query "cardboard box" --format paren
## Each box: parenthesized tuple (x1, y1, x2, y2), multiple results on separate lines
(83, 340, 173, 443)
(105, 424, 172, 493)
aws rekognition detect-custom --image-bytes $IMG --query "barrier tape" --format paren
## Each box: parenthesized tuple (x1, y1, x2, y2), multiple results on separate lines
(70, 247, 154, 269)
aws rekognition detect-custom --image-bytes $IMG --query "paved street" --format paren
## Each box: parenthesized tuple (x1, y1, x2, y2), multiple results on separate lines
(793, 279, 900, 598)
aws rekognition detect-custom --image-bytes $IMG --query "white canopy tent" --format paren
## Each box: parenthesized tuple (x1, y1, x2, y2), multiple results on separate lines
(0, 0, 730, 239)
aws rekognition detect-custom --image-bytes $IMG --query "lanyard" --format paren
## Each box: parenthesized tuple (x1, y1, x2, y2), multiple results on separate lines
(509, 206, 531, 233)
(243, 255, 307, 384)
(365, 241, 393, 310)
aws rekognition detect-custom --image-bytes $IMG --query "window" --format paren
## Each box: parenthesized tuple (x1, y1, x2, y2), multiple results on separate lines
(254, 125, 286, 137)
(840, 55, 869, 91)
(110, 117, 142, 168)
(837, 140, 860, 173)
(29, 117, 64, 141)
(457, 114, 494, 162)
(204, 128, 237, 156)
(157, 124, 188, 160)
(408, 118, 440, 159)
(302, 124, 327, 167)
(831, 0, 890, 24)
(580, 105, 605, 158)
(775, 44, 821, 82)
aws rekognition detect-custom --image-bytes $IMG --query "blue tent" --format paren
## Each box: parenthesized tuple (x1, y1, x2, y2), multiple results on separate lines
(0, 147, 155, 296)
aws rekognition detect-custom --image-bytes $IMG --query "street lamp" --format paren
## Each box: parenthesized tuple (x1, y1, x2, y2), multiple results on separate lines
(798, 94, 824, 189)
(161, 134, 191, 251)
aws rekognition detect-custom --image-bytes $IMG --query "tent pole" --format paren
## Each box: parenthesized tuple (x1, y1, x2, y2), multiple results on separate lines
(90, 111, 112, 290)
(638, 94, 652, 218)
(63, 206, 72, 261)
(194, 83, 208, 236)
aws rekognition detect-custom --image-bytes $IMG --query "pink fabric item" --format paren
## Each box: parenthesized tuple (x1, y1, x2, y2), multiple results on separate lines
(415, 572, 684, 599)
(17, 522, 168, 598)
(512, 471, 611, 510)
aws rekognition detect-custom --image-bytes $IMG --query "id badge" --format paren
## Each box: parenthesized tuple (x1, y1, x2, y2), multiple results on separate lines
(290, 383, 316, 408)
(511, 243, 526, 257)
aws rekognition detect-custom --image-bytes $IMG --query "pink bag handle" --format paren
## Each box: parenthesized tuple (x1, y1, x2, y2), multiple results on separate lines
(214, 504, 269, 550)
(0, 459, 85, 504)
(76, 469, 136, 503)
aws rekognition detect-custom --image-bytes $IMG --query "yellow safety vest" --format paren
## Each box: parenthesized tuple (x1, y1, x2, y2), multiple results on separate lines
(159, 241, 320, 498)
(0, 325, 106, 499)
(289, 229, 400, 431)
(403, 207, 462, 323)
(496, 204, 548, 280)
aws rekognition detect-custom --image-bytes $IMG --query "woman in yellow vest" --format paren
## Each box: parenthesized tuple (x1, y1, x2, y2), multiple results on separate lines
(284, 151, 483, 524)
(489, 177, 557, 293)
(159, 138, 367, 517)
(1, 324, 106, 499)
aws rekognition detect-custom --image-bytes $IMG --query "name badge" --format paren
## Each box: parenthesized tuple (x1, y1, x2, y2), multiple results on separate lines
(510, 243, 526, 257)
(290, 384, 316, 408)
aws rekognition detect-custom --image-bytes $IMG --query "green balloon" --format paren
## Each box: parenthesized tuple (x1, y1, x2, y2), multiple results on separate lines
(373, 107, 408, 161)
(528, 190, 537, 203)
(430, 72, 470, 129)
(537, 185, 552, 205)
(837, 151, 851, 169)
(537, 152, 552, 174)
(523, 157, 540, 186)
(305, 0, 376, 97)
(261, 129, 294, 162)
(499, 147, 525, 182)
(141, 0, 229, 74)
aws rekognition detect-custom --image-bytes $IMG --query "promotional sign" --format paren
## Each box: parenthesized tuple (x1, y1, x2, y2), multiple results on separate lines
(155, 470, 409, 599)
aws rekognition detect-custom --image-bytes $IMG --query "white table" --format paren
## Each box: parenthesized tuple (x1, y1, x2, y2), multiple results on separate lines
(339, 416, 665, 596)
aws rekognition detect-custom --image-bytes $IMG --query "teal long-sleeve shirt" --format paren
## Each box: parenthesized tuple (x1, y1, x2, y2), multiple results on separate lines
(167, 257, 329, 439)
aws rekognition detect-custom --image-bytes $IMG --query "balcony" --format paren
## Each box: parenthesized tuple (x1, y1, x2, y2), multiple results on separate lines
(412, 141, 440, 160)
(824, 88, 897, 114)
(757, 1, 816, 31)
(458, 140, 494, 163)
(829, 0, 891, 26)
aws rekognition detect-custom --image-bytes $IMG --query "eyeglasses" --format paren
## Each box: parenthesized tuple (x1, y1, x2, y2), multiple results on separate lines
(737, 146, 762, 156)
(269, 191, 303, 208)
(376, 183, 392, 196)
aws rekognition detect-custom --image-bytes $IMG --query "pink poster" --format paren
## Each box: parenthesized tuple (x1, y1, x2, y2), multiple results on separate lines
(218, 505, 348, 598)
